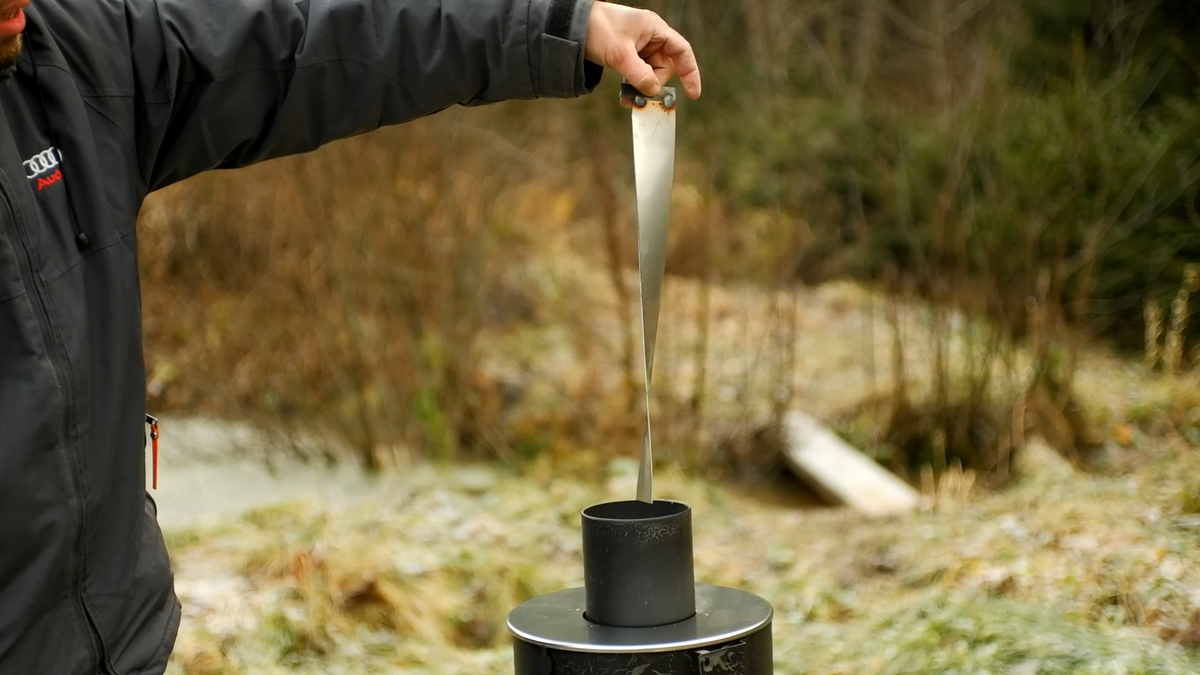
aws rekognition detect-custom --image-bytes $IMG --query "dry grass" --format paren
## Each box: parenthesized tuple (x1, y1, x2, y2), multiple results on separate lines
(154, 252, 1200, 673)
(134, 84, 821, 477)
(162, 429, 1200, 675)
(133, 0, 1200, 484)
(138, 103, 590, 468)
(152, 254, 1200, 674)
(1128, 266, 1200, 449)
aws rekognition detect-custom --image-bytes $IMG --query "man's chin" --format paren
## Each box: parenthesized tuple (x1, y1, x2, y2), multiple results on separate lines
(0, 34, 22, 77)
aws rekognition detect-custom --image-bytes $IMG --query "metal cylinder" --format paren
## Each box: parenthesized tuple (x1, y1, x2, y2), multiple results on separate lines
(508, 499, 775, 674)
(581, 499, 695, 628)
(509, 584, 774, 675)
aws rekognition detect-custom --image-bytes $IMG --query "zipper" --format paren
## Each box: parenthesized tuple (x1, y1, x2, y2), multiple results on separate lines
(147, 414, 159, 490)
(0, 173, 115, 674)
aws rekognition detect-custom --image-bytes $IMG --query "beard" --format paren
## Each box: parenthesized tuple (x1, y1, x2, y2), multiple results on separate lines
(0, 33, 21, 77)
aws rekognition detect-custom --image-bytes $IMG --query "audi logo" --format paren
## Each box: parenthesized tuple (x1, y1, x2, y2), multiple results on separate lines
(24, 147, 63, 180)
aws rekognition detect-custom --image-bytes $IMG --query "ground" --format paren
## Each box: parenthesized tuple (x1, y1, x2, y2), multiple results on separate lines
(155, 263, 1200, 674)
(161, 425, 1200, 675)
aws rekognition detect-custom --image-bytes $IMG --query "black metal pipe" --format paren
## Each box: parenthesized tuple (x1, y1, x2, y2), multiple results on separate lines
(580, 499, 696, 628)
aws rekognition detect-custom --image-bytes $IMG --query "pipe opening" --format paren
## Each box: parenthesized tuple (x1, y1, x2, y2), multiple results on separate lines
(582, 499, 689, 522)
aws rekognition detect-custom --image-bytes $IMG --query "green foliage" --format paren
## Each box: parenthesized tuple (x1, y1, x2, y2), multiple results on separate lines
(142, 0, 1200, 474)
(1182, 483, 1200, 515)
(839, 591, 1200, 674)
(263, 610, 333, 664)
(692, 0, 1200, 353)
(1013, 0, 1200, 105)
(1130, 375, 1200, 442)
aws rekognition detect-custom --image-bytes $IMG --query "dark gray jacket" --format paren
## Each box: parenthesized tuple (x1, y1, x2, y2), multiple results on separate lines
(0, 0, 599, 672)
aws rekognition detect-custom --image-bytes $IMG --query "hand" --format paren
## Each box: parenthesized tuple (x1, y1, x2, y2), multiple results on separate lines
(584, 1, 701, 104)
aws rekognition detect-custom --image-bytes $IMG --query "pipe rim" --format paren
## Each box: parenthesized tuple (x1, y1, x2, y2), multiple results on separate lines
(581, 499, 691, 523)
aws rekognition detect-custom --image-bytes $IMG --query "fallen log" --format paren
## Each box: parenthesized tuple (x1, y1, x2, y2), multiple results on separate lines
(780, 410, 920, 517)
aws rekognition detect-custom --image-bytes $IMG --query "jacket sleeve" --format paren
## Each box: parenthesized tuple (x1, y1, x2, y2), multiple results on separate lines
(126, 0, 603, 192)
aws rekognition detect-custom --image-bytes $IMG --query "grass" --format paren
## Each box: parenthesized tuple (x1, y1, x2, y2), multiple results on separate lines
(150, 226, 1200, 672)
(163, 424, 1200, 674)
(145, 159, 1200, 670)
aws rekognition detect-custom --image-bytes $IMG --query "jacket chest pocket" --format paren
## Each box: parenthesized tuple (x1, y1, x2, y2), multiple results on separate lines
(23, 152, 140, 281)
(15, 92, 145, 283)
(2, 175, 79, 285)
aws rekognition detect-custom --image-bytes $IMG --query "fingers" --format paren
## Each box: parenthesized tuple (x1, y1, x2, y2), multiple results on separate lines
(614, 44, 662, 97)
(655, 26, 701, 99)
(643, 51, 674, 91)
(585, 2, 702, 100)
(629, 15, 700, 99)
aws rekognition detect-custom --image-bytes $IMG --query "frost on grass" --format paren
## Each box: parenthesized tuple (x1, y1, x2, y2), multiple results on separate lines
(164, 449, 1200, 675)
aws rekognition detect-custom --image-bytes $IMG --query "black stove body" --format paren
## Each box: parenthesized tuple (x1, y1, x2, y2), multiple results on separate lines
(507, 499, 774, 675)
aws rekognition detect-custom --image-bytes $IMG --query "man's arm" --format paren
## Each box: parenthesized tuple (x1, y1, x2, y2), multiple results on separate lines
(127, 0, 605, 191)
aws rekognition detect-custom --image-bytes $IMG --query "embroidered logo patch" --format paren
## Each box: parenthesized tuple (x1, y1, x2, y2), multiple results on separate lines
(24, 146, 63, 191)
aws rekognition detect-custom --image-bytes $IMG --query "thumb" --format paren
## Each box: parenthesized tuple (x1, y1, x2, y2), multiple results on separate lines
(614, 44, 661, 97)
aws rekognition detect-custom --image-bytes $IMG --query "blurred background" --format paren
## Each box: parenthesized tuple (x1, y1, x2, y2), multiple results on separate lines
(149, 1, 1200, 673)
